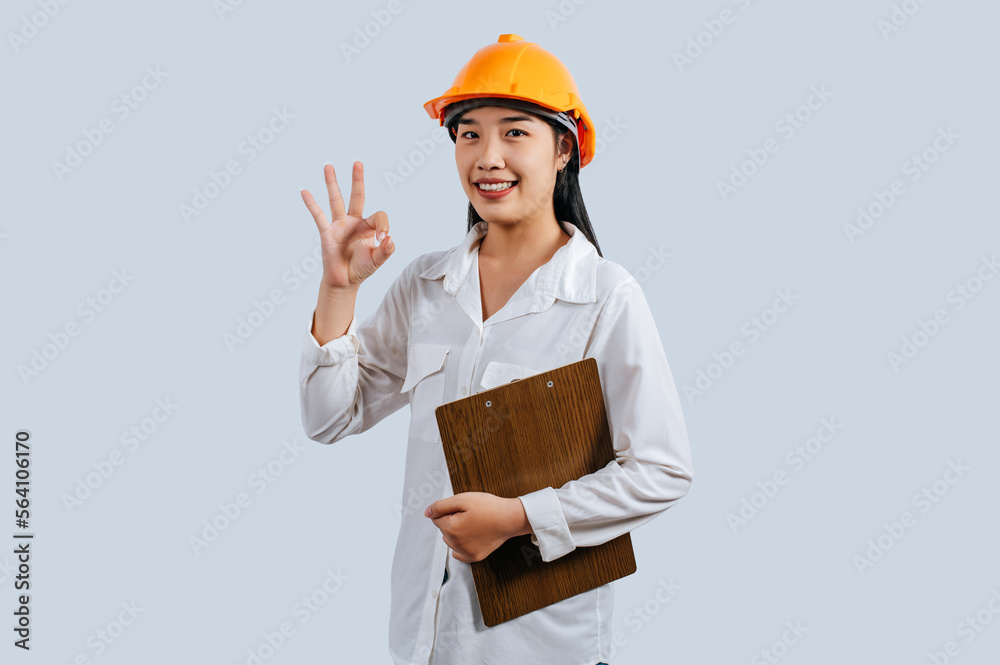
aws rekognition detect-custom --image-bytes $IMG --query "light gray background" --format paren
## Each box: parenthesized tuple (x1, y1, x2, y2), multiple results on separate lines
(3, 0, 998, 663)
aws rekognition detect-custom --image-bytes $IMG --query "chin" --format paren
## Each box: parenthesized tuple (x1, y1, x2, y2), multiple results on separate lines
(472, 209, 516, 226)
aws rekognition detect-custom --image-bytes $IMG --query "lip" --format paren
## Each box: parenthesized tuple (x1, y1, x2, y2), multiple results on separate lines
(474, 180, 518, 199)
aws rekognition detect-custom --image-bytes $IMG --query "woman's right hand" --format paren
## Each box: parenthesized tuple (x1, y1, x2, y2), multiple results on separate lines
(300, 161, 395, 291)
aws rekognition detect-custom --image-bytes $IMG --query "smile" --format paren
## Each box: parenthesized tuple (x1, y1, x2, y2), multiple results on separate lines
(474, 181, 518, 199)
(476, 181, 517, 191)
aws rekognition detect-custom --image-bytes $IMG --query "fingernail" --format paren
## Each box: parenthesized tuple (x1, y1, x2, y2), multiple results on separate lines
(377, 231, 386, 241)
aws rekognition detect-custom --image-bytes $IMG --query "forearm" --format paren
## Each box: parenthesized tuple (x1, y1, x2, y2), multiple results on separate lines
(519, 431, 693, 562)
(551, 458, 692, 539)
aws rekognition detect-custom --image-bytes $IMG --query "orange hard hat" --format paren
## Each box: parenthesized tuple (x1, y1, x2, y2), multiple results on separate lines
(423, 34, 596, 168)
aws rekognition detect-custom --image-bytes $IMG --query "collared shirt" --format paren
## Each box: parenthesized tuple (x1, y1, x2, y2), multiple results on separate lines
(299, 220, 693, 665)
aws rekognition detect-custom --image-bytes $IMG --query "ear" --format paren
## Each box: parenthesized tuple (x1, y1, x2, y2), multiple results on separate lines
(559, 133, 574, 161)
(554, 133, 574, 172)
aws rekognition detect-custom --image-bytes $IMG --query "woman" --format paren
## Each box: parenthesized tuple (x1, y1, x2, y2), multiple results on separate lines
(299, 34, 692, 665)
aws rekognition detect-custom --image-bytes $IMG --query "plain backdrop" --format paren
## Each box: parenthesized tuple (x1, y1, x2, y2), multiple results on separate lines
(2, 1, 998, 663)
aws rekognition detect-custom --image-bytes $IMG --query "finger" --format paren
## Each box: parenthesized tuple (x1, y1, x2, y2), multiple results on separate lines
(347, 160, 365, 219)
(325, 163, 347, 221)
(300, 188, 328, 234)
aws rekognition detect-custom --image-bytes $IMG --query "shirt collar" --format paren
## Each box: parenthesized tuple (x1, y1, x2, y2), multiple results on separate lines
(418, 221, 599, 306)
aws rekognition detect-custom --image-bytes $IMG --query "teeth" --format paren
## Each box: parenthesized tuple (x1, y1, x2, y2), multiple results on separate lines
(477, 181, 515, 191)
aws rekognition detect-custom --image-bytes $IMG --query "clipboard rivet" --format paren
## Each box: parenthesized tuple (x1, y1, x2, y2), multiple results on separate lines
(485, 400, 491, 407)
(547, 381, 553, 387)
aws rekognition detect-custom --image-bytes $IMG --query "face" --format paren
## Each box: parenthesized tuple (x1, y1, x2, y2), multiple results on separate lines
(454, 105, 573, 227)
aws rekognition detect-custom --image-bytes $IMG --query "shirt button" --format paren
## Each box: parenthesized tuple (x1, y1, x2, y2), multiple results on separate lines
(459, 386, 468, 396)
(431, 588, 439, 598)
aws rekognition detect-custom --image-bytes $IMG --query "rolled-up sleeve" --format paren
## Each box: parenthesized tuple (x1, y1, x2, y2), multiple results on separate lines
(519, 276, 694, 562)
(299, 258, 416, 444)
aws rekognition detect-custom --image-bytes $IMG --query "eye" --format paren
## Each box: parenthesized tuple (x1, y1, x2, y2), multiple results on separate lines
(459, 129, 527, 139)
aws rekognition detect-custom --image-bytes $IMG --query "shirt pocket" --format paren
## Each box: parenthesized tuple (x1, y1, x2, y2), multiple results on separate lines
(400, 342, 451, 442)
(479, 360, 543, 392)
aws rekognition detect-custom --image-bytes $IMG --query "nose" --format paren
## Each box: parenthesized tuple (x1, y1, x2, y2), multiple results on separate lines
(474, 131, 506, 171)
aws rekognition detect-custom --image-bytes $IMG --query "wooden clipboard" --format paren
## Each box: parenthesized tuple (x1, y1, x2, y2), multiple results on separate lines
(434, 357, 636, 627)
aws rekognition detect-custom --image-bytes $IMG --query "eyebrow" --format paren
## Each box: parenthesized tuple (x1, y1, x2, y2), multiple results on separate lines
(456, 114, 535, 126)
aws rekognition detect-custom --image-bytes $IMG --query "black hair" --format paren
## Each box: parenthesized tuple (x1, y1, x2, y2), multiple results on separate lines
(453, 113, 603, 258)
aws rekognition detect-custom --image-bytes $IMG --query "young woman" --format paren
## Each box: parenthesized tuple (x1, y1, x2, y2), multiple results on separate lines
(299, 34, 692, 665)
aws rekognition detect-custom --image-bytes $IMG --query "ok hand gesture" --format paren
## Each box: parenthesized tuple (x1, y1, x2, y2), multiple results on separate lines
(300, 161, 394, 291)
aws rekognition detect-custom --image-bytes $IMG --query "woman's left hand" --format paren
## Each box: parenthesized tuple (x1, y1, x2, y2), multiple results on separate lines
(424, 492, 530, 563)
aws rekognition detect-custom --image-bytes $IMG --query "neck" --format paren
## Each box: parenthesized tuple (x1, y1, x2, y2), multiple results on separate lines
(478, 217, 571, 266)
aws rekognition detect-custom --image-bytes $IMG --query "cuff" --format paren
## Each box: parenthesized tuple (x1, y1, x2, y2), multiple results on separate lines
(518, 486, 575, 562)
(302, 309, 359, 366)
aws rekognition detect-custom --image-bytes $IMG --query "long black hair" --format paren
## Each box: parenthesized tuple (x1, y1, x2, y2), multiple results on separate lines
(457, 115, 603, 258)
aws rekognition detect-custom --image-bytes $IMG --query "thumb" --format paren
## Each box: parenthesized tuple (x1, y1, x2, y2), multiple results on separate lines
(425, 496, 460, 519)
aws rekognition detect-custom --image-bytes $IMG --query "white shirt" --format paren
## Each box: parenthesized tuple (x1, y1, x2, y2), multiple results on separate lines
(299, 220, 693, 665)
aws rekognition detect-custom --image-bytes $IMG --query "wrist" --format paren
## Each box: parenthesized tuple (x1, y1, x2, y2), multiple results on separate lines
(505, 497, 533, 539)
(318, 281, 359, 300)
